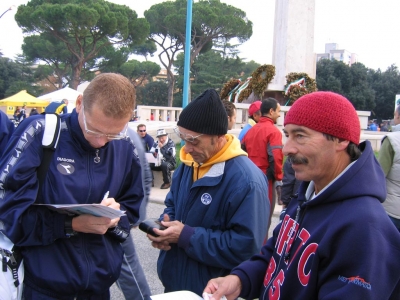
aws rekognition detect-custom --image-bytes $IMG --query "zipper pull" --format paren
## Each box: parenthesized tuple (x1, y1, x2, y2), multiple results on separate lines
(8, 253, 17, 267)
(94, 149, 100, 163)
(2, 249, 7, 272)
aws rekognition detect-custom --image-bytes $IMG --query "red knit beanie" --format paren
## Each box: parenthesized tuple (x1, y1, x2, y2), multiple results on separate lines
(284, 91, 360, 145)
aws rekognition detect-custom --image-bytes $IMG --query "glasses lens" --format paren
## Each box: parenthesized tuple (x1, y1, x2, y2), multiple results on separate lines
(83, 104, 127, 140)
(173, 127, 184, 141)
(86, 130, 102, 137)
(173, 127, 195, 142)
(139, 130, 146, 132)
(107, 135, 124, 140)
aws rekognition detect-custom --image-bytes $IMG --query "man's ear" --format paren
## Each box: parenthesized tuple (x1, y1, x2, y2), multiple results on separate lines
(336, 139, 350, 151)
(75, 95, 83, 113)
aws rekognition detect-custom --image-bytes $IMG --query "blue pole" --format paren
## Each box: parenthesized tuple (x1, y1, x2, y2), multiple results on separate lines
(181, 0, 193, 147)
(182, 0, 193, 109)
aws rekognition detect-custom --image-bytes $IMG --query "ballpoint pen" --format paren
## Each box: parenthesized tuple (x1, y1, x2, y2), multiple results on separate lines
(103, 191, 109, 200)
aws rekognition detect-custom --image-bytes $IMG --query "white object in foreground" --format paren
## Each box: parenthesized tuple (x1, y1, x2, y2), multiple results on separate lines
(150, 290, 227, 300)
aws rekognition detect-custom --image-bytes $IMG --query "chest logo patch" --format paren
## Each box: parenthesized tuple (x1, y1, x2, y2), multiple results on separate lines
(57, 163, 75, 175)
(201, 193, 212, 205)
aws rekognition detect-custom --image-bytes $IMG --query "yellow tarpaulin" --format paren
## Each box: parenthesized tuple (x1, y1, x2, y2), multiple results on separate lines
(0, 90, 49, 116)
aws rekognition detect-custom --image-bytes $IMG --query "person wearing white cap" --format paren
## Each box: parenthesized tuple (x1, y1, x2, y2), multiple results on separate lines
(150, 128, 176, 189)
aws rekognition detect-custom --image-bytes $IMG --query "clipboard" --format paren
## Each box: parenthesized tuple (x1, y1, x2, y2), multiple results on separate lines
(145, 152, 158, 164)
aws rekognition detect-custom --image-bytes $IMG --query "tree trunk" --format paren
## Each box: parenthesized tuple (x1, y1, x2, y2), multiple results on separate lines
(71, 62, 83, 90)
(167, 72, 175, 107)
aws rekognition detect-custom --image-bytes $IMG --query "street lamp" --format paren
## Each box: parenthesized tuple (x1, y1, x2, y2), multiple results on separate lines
(0, 5, 15, 19)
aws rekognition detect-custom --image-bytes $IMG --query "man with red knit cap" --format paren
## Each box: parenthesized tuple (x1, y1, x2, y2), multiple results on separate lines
(204, 91, 400, 300)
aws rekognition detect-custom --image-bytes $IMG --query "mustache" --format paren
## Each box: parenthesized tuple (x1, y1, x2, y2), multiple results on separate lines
(286, 155, 308, 165)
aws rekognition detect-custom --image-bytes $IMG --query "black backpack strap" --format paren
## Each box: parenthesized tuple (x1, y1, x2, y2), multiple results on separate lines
(37, 113, 61, 189)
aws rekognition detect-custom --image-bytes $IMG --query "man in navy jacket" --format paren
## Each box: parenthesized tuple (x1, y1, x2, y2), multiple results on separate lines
(147, 89, 270, 296)
(137, 123, 154, 152)
(204, 92, 400, 300)
(0, 73, 144, 299)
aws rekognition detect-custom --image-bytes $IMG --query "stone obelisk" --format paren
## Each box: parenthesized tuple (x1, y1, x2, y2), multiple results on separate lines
(267, 0, 316, 95)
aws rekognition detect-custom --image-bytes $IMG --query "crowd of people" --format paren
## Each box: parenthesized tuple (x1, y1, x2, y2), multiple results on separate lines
(367, 119, 391, 132)
(10, 99, 69, 128)
(1, 77, 400, 300)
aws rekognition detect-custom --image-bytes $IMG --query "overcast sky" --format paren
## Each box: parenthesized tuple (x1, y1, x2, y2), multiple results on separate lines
(0, 0, 399, 71)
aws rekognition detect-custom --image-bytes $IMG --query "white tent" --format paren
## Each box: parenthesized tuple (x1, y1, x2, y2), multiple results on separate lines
(38, 87, 82, 113)
(77, 81, 90, 93)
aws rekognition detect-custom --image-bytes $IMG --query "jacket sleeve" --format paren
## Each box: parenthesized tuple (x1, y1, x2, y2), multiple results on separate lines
(0, 111, 14, 157)
(231, 236, 276, 299)
(136, 145, 152, 225)
(106, 149, 143, 242)
(125, 129, 151, 226)
(177, 179, 270, 270)
(160, 168, 179, 221)
(161, 140, 176, 163)
(315, 206, 400, 299)
(116, 150, 144, 229)
(271, 131, 283, 181)
(0, 121, 67, 246)
(238, 124, 251, 142)
(281, 160, 298, 206)
(150, 141, 158, 155)
(144, 135, 154, 152)
(377, 137, 393, 176)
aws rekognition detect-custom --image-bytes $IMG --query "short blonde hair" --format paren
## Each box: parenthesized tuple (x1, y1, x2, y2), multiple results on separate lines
(83, 73, 135, 118)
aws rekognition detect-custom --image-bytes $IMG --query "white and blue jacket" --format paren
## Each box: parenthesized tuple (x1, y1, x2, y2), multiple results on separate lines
(0, 110, 144, 297)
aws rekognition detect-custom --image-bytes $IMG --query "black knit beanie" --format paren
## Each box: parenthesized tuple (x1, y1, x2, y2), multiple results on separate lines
(177, 89, 228, 135)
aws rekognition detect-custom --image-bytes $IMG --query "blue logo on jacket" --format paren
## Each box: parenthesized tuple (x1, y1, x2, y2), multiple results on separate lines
(201, 193, 212, 205)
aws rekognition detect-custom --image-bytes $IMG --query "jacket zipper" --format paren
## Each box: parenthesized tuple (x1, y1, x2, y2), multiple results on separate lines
(94, 149, 100, 163)
(263, 203, 307, 299)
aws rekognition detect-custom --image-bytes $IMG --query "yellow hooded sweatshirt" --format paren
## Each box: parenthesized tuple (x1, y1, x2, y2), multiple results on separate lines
(180, 134, 247, 182)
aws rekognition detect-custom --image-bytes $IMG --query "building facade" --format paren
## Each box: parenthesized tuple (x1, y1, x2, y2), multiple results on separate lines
(316, 43, 358, 65)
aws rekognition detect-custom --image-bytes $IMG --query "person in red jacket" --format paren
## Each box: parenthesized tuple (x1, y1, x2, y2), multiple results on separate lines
(242, 97, 283, 238)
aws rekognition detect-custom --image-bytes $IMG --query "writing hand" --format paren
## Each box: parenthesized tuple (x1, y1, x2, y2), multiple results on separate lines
(72, 214, 120, 234)
(100, 197, 120, 210)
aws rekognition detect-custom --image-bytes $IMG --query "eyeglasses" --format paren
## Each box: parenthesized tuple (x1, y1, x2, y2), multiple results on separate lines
(173, 127, 204, 143)
(138, 130, 146, 132)
(81, 104, 128, 140)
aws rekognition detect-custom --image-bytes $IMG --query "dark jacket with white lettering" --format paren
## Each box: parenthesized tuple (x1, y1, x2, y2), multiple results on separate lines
(157, 135, 270, 296)
(0, 110, 14, 157)
(0, 111, 144, 297)
(231, 141, 400, 300)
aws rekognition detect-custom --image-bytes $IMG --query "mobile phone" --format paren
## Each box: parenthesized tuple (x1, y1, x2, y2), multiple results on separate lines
(139, 218, 167, 237)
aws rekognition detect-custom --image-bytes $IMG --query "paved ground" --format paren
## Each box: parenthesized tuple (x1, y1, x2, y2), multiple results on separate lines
(110, 186, 282, 299)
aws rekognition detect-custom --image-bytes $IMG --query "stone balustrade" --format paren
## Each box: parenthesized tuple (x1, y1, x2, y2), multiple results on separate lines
(134, 104, 384, 152)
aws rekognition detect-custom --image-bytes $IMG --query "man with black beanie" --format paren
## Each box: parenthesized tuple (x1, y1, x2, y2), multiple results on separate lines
(145, 89, 270, 296)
